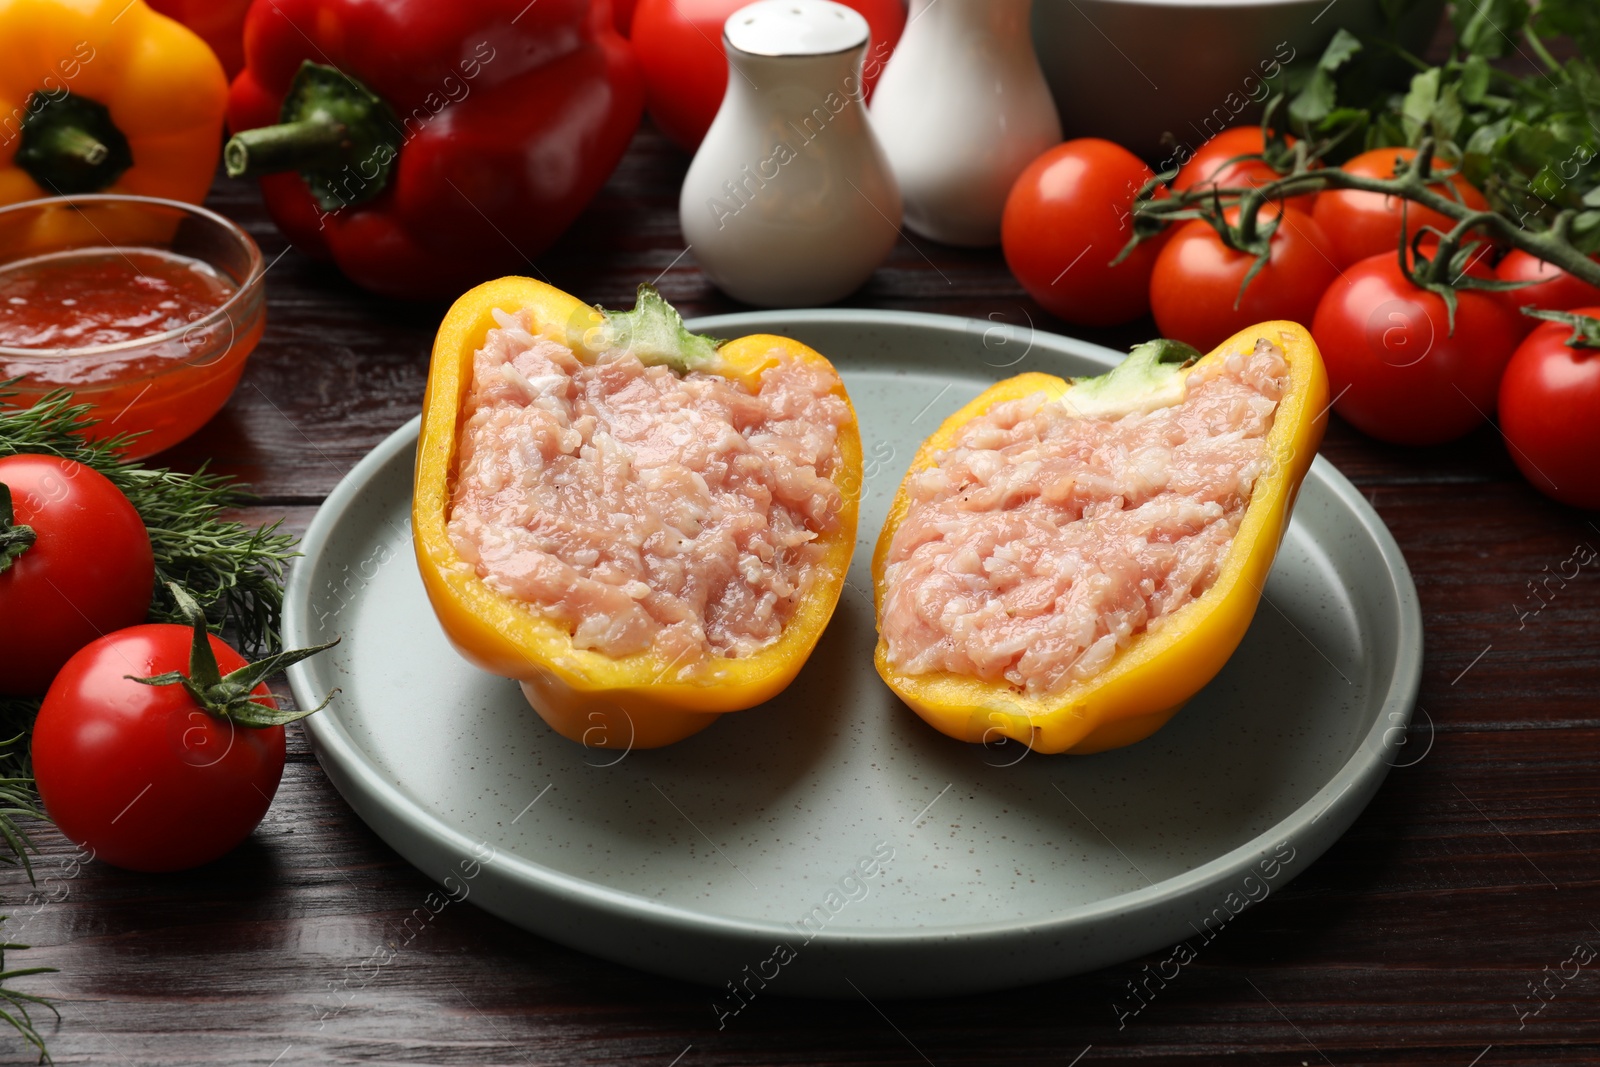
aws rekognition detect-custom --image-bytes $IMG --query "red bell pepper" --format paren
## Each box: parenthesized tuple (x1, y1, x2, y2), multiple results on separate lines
(148, 0, 249, 77)
(224, 0, 643, 299)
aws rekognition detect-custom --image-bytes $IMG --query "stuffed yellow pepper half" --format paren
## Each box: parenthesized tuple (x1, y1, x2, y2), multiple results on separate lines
(416, 278, 862, 748)
(873, 321, 1327, 754)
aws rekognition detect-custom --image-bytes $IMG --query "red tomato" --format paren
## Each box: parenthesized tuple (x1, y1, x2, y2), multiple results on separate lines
(1498, 307, 1600, 509)
(0, 456, 153, 697)
(1495, 249, 1600, 314)
(1311, 252, 1525, 445)
(632, 0, 905, 152)
(1149, 206, 1340, 352)
(1312, 147, 1489, 269)
(1002, 139, 1169, 328)
(1173, 127, 1317, 214)
(32, 625, 286, 873)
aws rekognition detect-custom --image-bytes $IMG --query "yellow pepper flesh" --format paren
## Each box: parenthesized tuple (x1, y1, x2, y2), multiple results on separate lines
(0, 0, 227, 209)
(415, 278, 862, 749)
(872, 321, 1329, 755)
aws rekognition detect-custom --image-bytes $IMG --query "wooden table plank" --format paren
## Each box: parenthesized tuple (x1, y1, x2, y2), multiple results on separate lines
(2, 120, 1597, 1066)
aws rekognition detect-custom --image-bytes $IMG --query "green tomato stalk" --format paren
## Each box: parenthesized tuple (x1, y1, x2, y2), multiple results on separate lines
(0, 485, 35, 574)
(1522, 306, 1600, 349)
(128, 584, 339, 729)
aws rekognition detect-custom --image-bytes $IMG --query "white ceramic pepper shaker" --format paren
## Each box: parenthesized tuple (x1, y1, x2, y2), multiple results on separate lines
(679, 0, 902, 307)
(869, 0, 1061, 247)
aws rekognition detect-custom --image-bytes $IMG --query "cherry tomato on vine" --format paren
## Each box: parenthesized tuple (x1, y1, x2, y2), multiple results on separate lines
(0, 455, 153, 697)
(1312, 147, 1489, 269)
(1149, 205, 1339, 352)
(631, 0, 905, 152)
(1002, 138, 1169, 327)
(32, 585, 335, 873)
(1498, 307, 1600, 510)
(1494, 250, 1600, 314)
(1310, 252, 1524, 446)
(1173, 126, 1318, 214)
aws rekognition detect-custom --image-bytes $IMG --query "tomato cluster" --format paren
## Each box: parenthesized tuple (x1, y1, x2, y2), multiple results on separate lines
(1000, 127, 1600, 510)
(1, 457, 314, 871)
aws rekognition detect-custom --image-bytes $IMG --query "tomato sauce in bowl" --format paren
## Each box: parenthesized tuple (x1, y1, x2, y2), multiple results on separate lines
(0, 249, 236, 349)
(0, 196, 266, 459)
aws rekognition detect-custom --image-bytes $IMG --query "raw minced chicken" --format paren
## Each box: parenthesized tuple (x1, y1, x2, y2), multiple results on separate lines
(448, 309, 851, 674)
(879, 338, 1288, 695)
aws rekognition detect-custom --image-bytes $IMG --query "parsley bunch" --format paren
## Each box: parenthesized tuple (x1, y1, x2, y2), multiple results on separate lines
(1277, 0, 1600, 250)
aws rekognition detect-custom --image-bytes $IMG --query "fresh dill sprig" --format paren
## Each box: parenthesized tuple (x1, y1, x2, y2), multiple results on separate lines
(0, 730, 52, 1062)
(0, 729, 38, 885)
(120, 467, 295, 658)
(0, 929, 59, 1065)
(0, 381, 297, 657)
(0, 382, 298, 1062)
(0, 379, 301, 856)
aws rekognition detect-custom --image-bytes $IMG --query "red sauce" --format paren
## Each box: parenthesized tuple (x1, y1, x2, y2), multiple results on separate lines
(0, 248, 235, 349)
(0, 245, 261, 459)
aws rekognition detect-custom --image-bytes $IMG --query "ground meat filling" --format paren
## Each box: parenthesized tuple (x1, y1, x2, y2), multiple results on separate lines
(880, 338, 1289, 695)
(448, 309, 850, 674)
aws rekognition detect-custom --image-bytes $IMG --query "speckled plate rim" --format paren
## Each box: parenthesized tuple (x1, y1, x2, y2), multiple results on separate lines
(285, 308, 1421, 965)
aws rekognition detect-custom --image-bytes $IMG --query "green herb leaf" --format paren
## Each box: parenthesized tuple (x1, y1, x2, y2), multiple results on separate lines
(1319, 28, 1364, 71)
(1451, 0, 1532, 59)
(1401, 67, 1440, 142)
(1460, 54, 1491, 104)
(1291, 68, 1339, 126)
(1533, 0, 1600, 62)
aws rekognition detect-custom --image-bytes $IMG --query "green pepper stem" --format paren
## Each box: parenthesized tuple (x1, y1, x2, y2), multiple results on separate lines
(224, 117, 351, 179)
(14, 91, 134, 195)
(593, 285, 724, 373)
(1064, 338, 1202, 419)
(39, 126, 109, 167)
(224, 61, 402, 211)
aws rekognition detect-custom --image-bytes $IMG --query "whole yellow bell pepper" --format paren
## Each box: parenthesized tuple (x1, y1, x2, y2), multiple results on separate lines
(0, 0, 227, 206)
(872, 321, 1328, 755)
(415, 278, 862, 749)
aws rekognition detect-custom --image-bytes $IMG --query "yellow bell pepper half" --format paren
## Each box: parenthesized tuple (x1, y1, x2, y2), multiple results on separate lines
(872, 321, 1328, 755)
(0, 0, 227, 207)
(414, 278, 863, 749)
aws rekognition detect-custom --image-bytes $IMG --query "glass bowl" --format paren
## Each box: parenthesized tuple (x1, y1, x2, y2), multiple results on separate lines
(0, 194, 266, 459)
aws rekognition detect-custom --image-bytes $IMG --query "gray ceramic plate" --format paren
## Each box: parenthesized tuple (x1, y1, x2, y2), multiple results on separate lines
(284, 309, 1421, 1000)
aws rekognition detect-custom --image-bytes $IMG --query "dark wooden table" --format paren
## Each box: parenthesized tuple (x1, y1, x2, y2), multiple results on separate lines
(3, 121, 1598, 1066)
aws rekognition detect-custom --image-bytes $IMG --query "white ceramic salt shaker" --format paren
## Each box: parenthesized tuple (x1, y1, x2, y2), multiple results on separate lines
(679, 0, 902, 307)
(869, 0, 1061, 247)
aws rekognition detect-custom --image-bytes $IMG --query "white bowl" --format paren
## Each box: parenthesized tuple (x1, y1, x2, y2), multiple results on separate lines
(1032, 0, 1444, 163)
